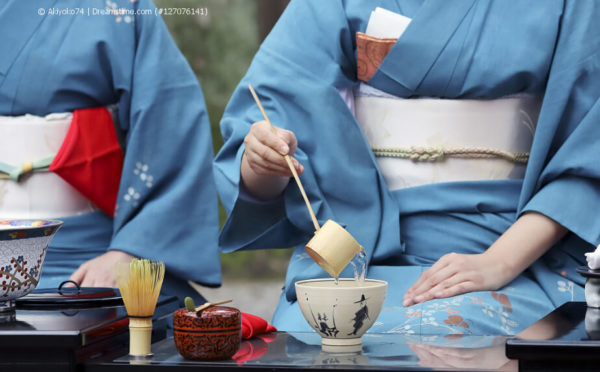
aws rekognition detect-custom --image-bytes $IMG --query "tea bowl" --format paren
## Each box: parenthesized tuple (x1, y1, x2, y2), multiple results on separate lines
(173, 306, 242, 360)
(295, 278, 387, 349)
(0, 219, 63, 320)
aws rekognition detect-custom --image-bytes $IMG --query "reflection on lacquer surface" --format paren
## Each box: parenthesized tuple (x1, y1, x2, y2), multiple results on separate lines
(408, 337, 516, 371)
(285, 331, 516, 371)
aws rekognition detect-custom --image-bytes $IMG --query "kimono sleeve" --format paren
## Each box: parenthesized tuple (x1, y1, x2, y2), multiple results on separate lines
(214, 0, 402, 263)
(109, 0, 221, 286)
(519, 0, 600, 246)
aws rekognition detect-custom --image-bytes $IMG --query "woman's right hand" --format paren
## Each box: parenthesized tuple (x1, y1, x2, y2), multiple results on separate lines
(243, 120, 303, 177)
(241, 120, 304, 200)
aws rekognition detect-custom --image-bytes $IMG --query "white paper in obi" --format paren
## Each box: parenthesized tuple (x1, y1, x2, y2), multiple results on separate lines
(365, 7, 412, 39)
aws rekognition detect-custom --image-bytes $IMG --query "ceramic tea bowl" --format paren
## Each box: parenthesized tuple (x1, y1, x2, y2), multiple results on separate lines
(0, 219, 63, 318)
(295, 278, 387, 349)
(173, 306, 242, 360)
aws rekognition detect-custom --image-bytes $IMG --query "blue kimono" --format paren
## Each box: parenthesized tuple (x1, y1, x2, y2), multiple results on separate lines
(215, 0, 600, 334)
(0, 0, 221, 302)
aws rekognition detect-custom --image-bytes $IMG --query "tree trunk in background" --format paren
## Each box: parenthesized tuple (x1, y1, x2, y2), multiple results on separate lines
(258, 0, 290, 42)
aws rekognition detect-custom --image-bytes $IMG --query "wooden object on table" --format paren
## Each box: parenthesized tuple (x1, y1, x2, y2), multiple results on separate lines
(248, 84, 320, 232)
(115, 258, 165, 357)
(305, 220, 364, 278)
(195, 299, 233, 313)
(248, 84, 366, 279)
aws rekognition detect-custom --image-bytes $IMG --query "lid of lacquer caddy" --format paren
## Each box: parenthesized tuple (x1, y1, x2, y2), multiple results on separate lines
(16, 280, 123, 309)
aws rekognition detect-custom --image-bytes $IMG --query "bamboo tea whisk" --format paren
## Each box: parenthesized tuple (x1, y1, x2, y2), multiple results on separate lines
(116, 258, 165, 357)
(248, 84, 320, 231)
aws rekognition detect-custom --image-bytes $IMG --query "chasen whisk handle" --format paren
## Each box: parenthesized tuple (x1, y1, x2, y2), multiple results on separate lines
(115, 258, 165, 357)
(129, 317, 153, 357)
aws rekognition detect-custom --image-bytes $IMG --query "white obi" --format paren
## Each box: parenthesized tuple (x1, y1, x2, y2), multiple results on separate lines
(352, 88, 541, 190)
(0, 114, 96, 219)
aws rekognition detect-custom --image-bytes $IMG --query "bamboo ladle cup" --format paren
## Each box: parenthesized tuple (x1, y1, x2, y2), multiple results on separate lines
(248, 85, 364, 278)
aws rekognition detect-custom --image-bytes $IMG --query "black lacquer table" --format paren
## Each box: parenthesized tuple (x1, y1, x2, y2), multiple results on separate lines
(506, 301, 600, 371)
(4, 299, 599, 372)
(0, 295, 178, 372)
(84, 331, 516, 372)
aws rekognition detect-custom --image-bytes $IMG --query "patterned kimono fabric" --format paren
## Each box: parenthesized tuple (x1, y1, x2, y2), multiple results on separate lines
(0, 0, 221, 303)
(215, 0, 600, 335)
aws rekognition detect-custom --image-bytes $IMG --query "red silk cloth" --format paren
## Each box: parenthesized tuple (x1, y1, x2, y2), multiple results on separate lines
(233, 335, 274, 365)
(232, 313, 277, 364)
(241, 312, 277, 340)
(356, 32, 397, 82)
(49, 107, 123, 216)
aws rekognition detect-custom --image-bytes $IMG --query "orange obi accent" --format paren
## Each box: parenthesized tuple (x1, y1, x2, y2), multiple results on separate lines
(49, 107, 124, 216)
(356, 32, 397, 82)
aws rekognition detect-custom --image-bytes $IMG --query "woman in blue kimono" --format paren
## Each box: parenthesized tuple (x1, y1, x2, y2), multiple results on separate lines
(215, 0, 600, 334)
(0, 0, 221, 302)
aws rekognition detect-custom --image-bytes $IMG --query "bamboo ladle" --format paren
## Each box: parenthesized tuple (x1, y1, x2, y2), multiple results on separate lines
(195, 299, 232, 312)
(248, 85, 364, 278)
(248, 84, 320, 231)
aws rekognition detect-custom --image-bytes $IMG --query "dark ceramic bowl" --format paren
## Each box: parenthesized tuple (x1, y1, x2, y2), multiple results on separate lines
(173, 306, 242, 360)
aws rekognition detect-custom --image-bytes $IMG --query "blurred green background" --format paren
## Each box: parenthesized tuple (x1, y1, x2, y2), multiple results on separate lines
(155, 0, 292, 280)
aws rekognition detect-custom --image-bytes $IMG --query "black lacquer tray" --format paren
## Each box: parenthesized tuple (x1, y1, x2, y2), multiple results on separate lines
(16, 281, 123, 310)
(1, 290, 178, 372)
(576, 265, 600, 279)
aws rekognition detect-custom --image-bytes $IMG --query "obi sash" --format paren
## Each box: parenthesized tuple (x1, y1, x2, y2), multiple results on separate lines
(353, 91, 541, 190)
(0, 107, 123, 218)
(351, 7, 541, 190)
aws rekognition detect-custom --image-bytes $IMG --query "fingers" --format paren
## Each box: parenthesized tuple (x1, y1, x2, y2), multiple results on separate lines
(69, 260, 118, 288)
(244, 138, 292, 176)
(409, 254, 453, 290)
(69, 264, 87, 287)
(424, 345, 478, 360)
(79, 274, 95, 288)
(414, 344, 477, 368)
(404, 253, 486, 306)
(251, 121, 298, 157)
(70, 264, 97, 287)
(274, 126, 298, 157)
(253, 121, 294, 155)
(430, 280, 477, 300)
(406, 260, 453, 298)
(77, 270, 117, 288)
(414, 271, 476, 304)
(244, 121, 303, 177)
(410, 343, 510, 370)
(404, 255, 454, 306)
(408, 343, 452, 369)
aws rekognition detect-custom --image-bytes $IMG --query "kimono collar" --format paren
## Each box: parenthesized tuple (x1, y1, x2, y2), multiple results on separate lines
(373, 0, 476, 93)
(0, 0, 56, 76)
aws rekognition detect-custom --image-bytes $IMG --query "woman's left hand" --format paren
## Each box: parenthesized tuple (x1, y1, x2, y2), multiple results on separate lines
(402, 252, 512, 307)
(403, 212, 569, 307)
(69, 250, 135, 288)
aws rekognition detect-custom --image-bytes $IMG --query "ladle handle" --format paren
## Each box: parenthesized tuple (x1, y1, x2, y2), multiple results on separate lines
(195, 299, 232, 312)
(248, 84, 320, 231)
